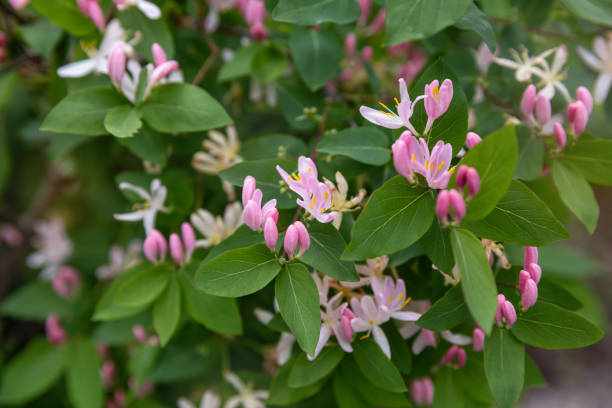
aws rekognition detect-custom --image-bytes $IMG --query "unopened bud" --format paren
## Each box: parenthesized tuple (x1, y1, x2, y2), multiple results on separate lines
(523, 246, 538, 269)
(448, 189, 466, 222)
(576, 86, 593, 114)
(553, 122, 567, 149)
(472, 327, 485, 351)
(520, 84, 537, 118)
(263, 217, 278, 252)
(535, 92, 551, 126)
(436, 190, 450, 224)
(151, 43, 167, 66)
(169, 233, 184, 265)
(284, 224, 299, 258)
(466, 132, 482, 149)
(521, 278, 538, 311)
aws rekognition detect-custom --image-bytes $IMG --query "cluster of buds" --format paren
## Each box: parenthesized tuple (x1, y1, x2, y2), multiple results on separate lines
(143, 224, 195, 266)
(388, 42, 427, 84)
(435, 165, 480, 225)
(242, 176, 279, 232)
(518, 246, 541, 311)
(45, 314, 68, 345)
(132, 325, 160, 346)
(338, 33, 374, 84)
(236, 0, 268, 40)
(51, 266, 82, 299)
(282, 222, 310, 259)
(105, 390, 127, 408)
(495, 294, 517, 328)
(77, 0, 106, 31)
(357, 0, 386, 36)
(440, 345, 467, 369)
(411, 378, 434, 406)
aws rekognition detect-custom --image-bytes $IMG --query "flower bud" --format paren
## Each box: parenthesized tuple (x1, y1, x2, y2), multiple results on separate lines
(392, 132, 414, 181)
(520, 84, 537, 118)
(242, 200, 262, 231)
(466, 132, 482, 149)
(169, 233, 184, 265)
(442, 345, 459, 365)
(152, 43, 167, 66)
(472, 327, 485, 351)
(88, 1, 106, 32)
(367, 9, 386, 35)
(455, 165, 469, 190)
(358, 0, 371, 25)
(242, 176, 257, 207)
(448, 189, 466, 222)
(294, 221, 310, 256)
(0, 224, 22, 247)
(455, 347, 467, 368)
(77, 0, 89, 15)
(250, 22, 268, 41)
(521, 278, 538, 311)
(261, 199, 279, 224)
(150, 229, 167, 261)
(535, 92, 551, 126)
(553, 122, 567, 149)
(422, 329, 437, 347)
(518, 269, 530, 292)
(466, 167, 480, 199)
(52, 266, 81, 299)
(132, 325, 148, 343)
(502, 300, 517, 328)
(46, 314, 67, 345)
(9, 0, 29, 10)
(523, 246, 538, 269)
(144, 234, 160, 262)
(181, 222, 196, 257)
(101, 360, 116, 389)
(576, 86, 593, 114)
(422, 377, 434, 405)
(341, 308, 355, 340)
(411, 380, 425, 406)
(283, 225, 299, 258)
(108, 45, 126, 87)
(361, 46, 373, 61)
(245, 0, 265, 26)
(495, 294, 506, 326)
(151, 60, 179, 84)
(263, 217, 278, 252)
(344, 33, 357, 56)
(527, 263, 542, 284)
(435, 190, 450, 223)
(567, 101, 588, 136)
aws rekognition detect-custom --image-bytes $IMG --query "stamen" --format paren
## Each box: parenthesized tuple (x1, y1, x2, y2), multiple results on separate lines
(394, 97, 400, 107)
(402, 297, 412, 308)
(379, 101, 392, 112)
(324, 192, 328, 200)
(412, 154, 416, 162)
(291, 172, 301, 181)
(425, 159, 429, 170)
(309, 204, 314, 210)
(388, 294, 396, 302)
(433, 85, 440, 101)
(313, 196, 317, 205)
(397, 293, 404, 302)
(379, 110, 397, 117)
(436, 161, 444, 171)
(360, 332, 371, 340)
(448, 166, 456, 175)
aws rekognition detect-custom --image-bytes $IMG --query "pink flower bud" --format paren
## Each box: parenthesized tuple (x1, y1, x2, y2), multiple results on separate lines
(567, 101, 588, 136)
(422, 329, 437, 347)
(88, 1, 106, 32)
(495, 294, 506, 326)
(243, 200, 262, 231)
(576, 86, 593, 114)
(361, 46, 373, 62)
(455, 165, 469, 189)
(96, 343, 110, 359)
(245, 0, 265, 25)
(113, 0, 127, 6)
(367, 9, 386, 35)
(77, 0, 89, 15)
(293, 221, 310, 256)
(521, 278, 538, 311)
(181, 222, 196, 257)
(101, 360, 116, 389)
(284, 224, 299, 258)
(448, 189, 466, 222)
(46, 314, 67, 345)
(472, 327, 485, 351)
(0, 224, 21, 247)
(250, 22, 268, 41)
(518, 269, 530, 292)
(242, 176, 257, 207)
(523, 246, 538, 269)
(150, 229, 167, 261)
(422, 377, 434, 405)
(148, 335, 160, 346)
(358, 0, 371, 25)
(520, 84, 536, 118)
(411, 379, 425, 405)
(553, 122, 567, 150)
(535, 93, 551, 126)
(466, 132, 481, 149)
(263, 217, 278, 252)
(52, 266, 81, 299)
(392, 132, 414, 181)
(144, 235, 159, 263)
(114, 389, 126, 406)
(151, 43, 167, 66)
(455, 347, 467, 368)
(502, 300, 517, 328)
(435, 190, 450, 223)
(169, 233, 184, 265)
(344, 33, 357, 56)
(9, 0, 29, 10)
(466, 167, 480, 199)
(108, 45, 126, 87)
(132, 325, 148, 343)
(341, 308, 355, 340)
(151, 60, 179, 84)
(442, 345, 459, 365)
(527, 263, 541, 284)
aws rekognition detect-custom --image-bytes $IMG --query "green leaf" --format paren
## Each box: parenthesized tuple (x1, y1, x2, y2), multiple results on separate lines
(524, 354, 547, 389)
(537, 278, 582, 311)
(559, 136, 612, 185)
(385, 324, 413, 375)
(510, 301, 604, 349)
(41, 88, 124, 136)
(454, 351, 494, 404)
(316, 127, 391, 166)
(343, 176, 435, 260)
(455, 126, 518, 221)
(417, 284, 470, 331)
(289, 348, 344, 388)
(19, 20, 63, 58)
(116, 125, 169, 166)
(1, 281, 74, 320)
(484, 327, 524, 408)
(408, 59, 469, 154)
(434, 366, 465, 408)
(104, 105, 143, 138)
(219, 158, 298, 209)
(419, 217, 455, 273)
(196, 243, 281, 297)
(463, 180, 570, 246)
(353, 337, 407, 393)
(333, 373, 370, 408)
(0, 339, 67, 405)
(275, 263, 321, 355)
(300, 222, 359, 282)
(153, 275, 182, 346)
(272, 0, 361, 25)
(251, 46, 289, 83)
(386, 0, 472, 44)
(514, 128, 543, 181)
(118, 9, 174, 60)
(92, 313, 151, 346)
(451, 228, 497, 333)
(559, 0, 612, 26)
(241, 133, 308, 160)
(290, 28, 341, 91)
(30, 0, 94, 36)
(202, 224, 262, 263)
(115, 264, 171, 307)
(178, 271, 242, 335)
(552, 160, 599, 234)
(267, 357, 325, 406)
(218, 43, 264, 82)
(455, 4, 496, 51)
(277, 82, 324, 131)
(67, 339, 103, 408)
(148, 343, 215, 383)
(141, 83, 232, 133)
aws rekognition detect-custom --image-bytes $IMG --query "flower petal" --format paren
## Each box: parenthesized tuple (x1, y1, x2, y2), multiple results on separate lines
(359, 106, 404, 129)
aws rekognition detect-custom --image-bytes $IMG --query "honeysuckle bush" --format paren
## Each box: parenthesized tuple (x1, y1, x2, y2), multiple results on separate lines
(1, 0, 611, 407)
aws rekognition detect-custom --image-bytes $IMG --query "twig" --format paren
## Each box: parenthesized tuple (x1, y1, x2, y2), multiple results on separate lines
(192, 29, 219, 85)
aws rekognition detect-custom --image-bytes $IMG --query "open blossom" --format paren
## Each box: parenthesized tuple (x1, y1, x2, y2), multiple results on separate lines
(26, 218, 73, 280)
(276, 157, 337, 223)
(360, 78, 424, 135)
(223, 371, 269, 408)
(392, 131, 454, 189)
(114, 0, 161, 20)
(372, 276, 421, 322)
(350, 295, 392, 358)
(578, 33, 612, 103)
(114, 178, 168, 235)
(323, 171, 366, 229)
(96, 241, 142, 280)
(309, 292, 353, 360)
(190, 202, 242, 248)
(423, 79, 453, 133)
(178, 391, 221, 408)
(342, 255, 388, 288)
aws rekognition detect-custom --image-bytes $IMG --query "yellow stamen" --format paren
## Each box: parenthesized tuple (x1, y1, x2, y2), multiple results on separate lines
(308, 168, 312, 172)
(379, 101, 392, 111)
(433, 85, 440, 101)
(324, 192, 328, 200)
(320, 209, 324, 214)
(309, 204, 314, 210)
(402, 297, 412, 308)
(436, 161, 444, 171)
(397, 293, 404, 302)
(291, 172, 301, 181)
(425, 159, 429, 170)
(360, 333, 371, 340)
(379, 110, 397, 117)
(412, 154, 416, 162)
(388, 294, 396, 302)
(394, 97, 400, 107)
(313, 195, 317, 205)
(448, 166, 456, 175)
(331, 197, 335, 206)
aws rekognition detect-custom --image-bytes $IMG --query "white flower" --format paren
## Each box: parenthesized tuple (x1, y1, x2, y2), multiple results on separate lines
(114, 178, 168, 235)
(178, 391, 221, 408)
(223, 372, 269, 408)
(350, 295, 392, 358)
(190, 202, 243, 248)
(26, 217, 73, 280)
(311, 271, 332, 305)
(472, 42, 497, 103)
(323, 171, 365, 230)
(57, 20, 134, 78)
(493, 46, 555, 82)
(192, 126, 242, 175)
(276, 332, 296, 366)
(309, 292, 353, 360)
(371, 276, 421, 322)
(95, 240, 142, 280)
(577, 33, 612, 103)
(341, 255, 388, 288)
(250, 79, 277, 107)
(116, 0, 162, 20)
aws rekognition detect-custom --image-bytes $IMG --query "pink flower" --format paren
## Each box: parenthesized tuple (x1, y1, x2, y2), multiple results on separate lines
(366, 8, 386, 36)
(341, 308, 355, 341)
(283, 221, 310, 258)
(566, 100, 589, 136)
(472, 327, 485, 351)
(181, 222, 196, 257)
(372, 276, 422, 322)
(423, 79, 453, 133)
(0, 224, 21, 247)
(309, 293, 353, 360)
(523, 246, 538, 269)
(101, 360, 116, 389)
(350, 296, 392, 357)
(52, 266, 81, 299)
(169, 233, 184, 265)
(553, 122, 567, 149)
(534, 92, 551, 126)
(521, 278, 538, 311)
(263, 217, 278, 252)
(357, 0, 371, 25)
(520, 84, 537, 118)
(448, 189, 466, 222)
(132, 325, 148, 343)
(466, 131, 482, 149)
(411, 378, 434, 406)
(576, 86, 593, 114)
(495, 294, 517, 328)
(46, 314, 68, 345)
(344, 33, 357, 56)
(9, 0, 29, 10)
(241, 176, 278, 231)
(151, 43, 167, 66)
(441, 345, 466, 368)
(527, 263, 542, 284)
(108, 45, 126, 87)
(436, 190, 451, 224)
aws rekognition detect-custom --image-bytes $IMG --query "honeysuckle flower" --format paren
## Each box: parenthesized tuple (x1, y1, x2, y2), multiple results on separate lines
(114, 178, 168, 235)
(9, 0, 29, 9)
(465, 131, 481, 149)
(578, 34, 612, 103)
(567, 100, 589, 136)
(441, 345, 467, 368)
(57, 20, 134, 78)
(223, 371, 269, 408)
(26, 217, 73, 280)
(309, 292, 353, 360)
(77, 0, 106, 31)
(359, 78, 424, 134)
(455, 165, 480, 199)
(178, 391, 222, 408)
(46, 314, 68, 345)
(312, 272, 333, 305)
(101, 360, 116, 389)
(495, 294, 517, 328)
(411, 378, 434, 406)
(241, 179, 278, 232)
(472, 42, 497, 103)
(249, 78, 277, 106)
(401, 324, 471, 355)
(51, 266, 81, 299)
(323, 171, 366, 229)
(95, 240, 142, 280)
(372, 276, 421, 322)
(350, 295, 392, 358)
(190, 203, 243, 248)
(342, 255, 388, 288)
(472, 327, 485, 351)
(424, 79, 453, 133)
(493, 46, 556, 82)
(193, 126, 242, 174)
(114, 0, 161, 20)
(535, 45, 570, 101)
(394, 132, 454, 189)
(275, 332, 296, 366)
(482, 239, 511, 270)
